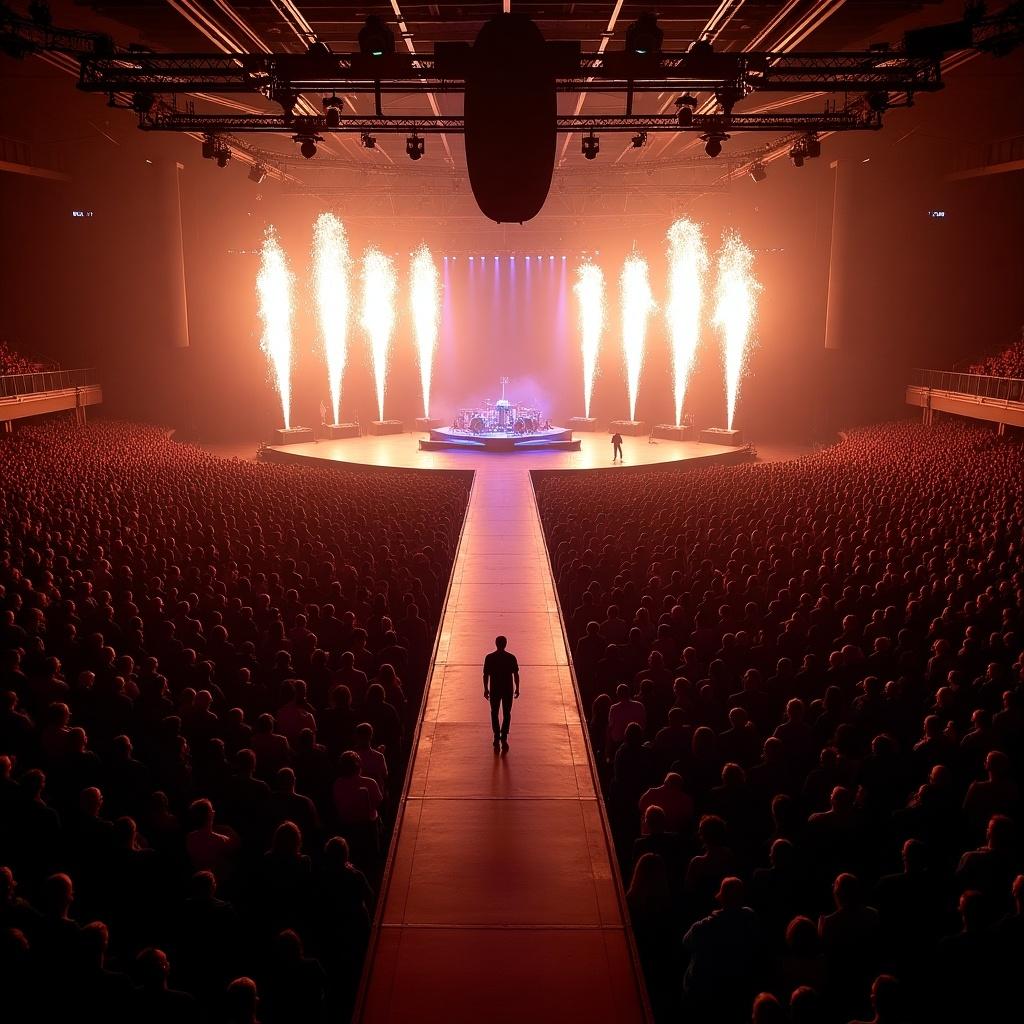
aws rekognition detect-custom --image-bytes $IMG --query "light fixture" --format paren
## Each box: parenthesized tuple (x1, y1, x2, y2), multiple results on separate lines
(359, 15, 395, 58)
(201, 135, 216, 160)
(406, 134, 425, 160)
(631, 131, 648, 149)
(790, 142, 805, 167)
(749, 161, 767, 183)
(216, 147, 231, 168)
(675, 93, 698, 127)
(582, 132, 600, 160)
(625, 12, 663, 56)
(360, 132, 377, 149)
(703, 132, 727, 158)
(248, 164, 267, 184)
(323, 95, 342, 128)
(294, 134, 319, 159)
(805, 134, 822, 159)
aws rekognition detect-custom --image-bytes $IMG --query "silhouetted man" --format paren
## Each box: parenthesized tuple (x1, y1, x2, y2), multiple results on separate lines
(483, 635, 519, 751)
(611, 432, 624, 462)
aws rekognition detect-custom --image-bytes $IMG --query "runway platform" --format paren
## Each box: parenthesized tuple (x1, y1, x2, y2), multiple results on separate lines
(263, 430, 749, 473)
(421, 424, 580, 453)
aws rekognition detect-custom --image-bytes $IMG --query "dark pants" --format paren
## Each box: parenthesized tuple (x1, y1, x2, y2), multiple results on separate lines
(490, 688, 513, 738)
(613, 443, 623, 460)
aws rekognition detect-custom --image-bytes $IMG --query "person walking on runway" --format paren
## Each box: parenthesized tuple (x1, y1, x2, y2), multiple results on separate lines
(483, 635, 520, 752)
(611, 431, 624, 462)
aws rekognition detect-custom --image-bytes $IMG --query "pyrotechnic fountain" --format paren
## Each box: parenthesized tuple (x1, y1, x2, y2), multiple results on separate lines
(360, 247, 399, 431)
(312, 213, 351, 427)
(410, 245, 441, 427)
(616, 251, 655, 431)
(664, 219, 708, 431)
(257, 228, 296, 434)
(572, 261, 604, 429)
(713, 232, 760, 434)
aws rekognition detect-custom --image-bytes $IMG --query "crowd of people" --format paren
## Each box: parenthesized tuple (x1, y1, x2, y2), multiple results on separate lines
(0, 339, 47, 376)
(967, 328, 1024, 378)
(0, 420, 470, 1022)
(534, 420, 1024, 1023)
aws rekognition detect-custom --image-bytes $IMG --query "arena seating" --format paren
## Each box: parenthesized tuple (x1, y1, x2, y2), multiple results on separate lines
(967, 331, 1024, 378)
(534, 420, 1024, 1023)
(0, 339, 47, 376)
(0, 421, 470, 1022)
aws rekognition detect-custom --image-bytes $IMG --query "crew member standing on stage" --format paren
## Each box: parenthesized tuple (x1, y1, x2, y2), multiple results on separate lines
(483, 635, 520, 752)
(611, 431, 624, 462)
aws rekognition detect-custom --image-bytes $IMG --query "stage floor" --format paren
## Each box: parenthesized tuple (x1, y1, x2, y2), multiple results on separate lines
(265, 430, 744, 471)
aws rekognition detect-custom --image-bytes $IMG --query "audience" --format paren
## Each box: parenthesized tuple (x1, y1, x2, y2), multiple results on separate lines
(536, 419, 1024, 1022)
(0, 419, 469, 1021)
(967, 327, 1024, 377)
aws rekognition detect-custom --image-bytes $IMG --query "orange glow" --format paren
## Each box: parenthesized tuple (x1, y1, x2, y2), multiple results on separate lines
(360, 247, 398, 421)
(574, 261, 605, 419)
(410, 245, 441, 419)
(666, 219, 709, 426)
(620, 251, 656, 421)
(713, 232, 761, 431)
(312, 213, 351, 425)
(257, 228, 294, 429)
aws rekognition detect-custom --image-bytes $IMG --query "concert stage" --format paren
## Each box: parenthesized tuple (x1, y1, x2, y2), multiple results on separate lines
(263, 431, 751, 473)
(421, 425, 580, 453)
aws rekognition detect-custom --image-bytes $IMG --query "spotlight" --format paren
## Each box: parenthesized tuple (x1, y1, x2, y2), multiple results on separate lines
(625, 12, 663, 56)
(790, 143, 805, 168)
(323, 95, 342, 128)
(216, 147, 231, 168)
(631, 131, 648, 149)
(131, 92, 154, 114)
(201, 135, 216, 160)
(582, 132, 600, 160)
(248, 164, 267, 184)
(406, 134, 425, 160)
(804, 134, 822, 159)
(359, 14, 395, 58)
(675, 93, 698, 127)
(703, 132, 727, 158)
(749, 161, 767, 183)
(360, 132, 377, 149)
(294, 134, 319, 159)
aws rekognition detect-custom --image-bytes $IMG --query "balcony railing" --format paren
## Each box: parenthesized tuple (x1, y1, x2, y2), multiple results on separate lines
(910, 368, 1024, 405)
(0, 368, 99, 400)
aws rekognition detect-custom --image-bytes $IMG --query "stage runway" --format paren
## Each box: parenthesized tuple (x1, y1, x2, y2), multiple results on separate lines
(264, 430, 747, 472)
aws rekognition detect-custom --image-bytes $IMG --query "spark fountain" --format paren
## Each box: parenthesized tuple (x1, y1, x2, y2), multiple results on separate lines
(312, 213, 352, 432)
(571, 261, 605, 430)
(713, 232, 761, 435)
(257, 228, 304, 441)
(613, 251, 655, 435)
(667, 220, 709, 426)
(361, 247, 401, 433)
(410, 245, 442, 430)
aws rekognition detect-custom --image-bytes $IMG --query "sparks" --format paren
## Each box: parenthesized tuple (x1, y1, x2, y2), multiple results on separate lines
(620, 251, 656, 422)
(666, 219, 709, 427)
(574, 261, 605, 419)
(312, 213, 351, 425)
(257, 228, 294, 430)
(360, 247, 398, 422)
(410, 245, 441, 419)
(713, 232, 761, 431)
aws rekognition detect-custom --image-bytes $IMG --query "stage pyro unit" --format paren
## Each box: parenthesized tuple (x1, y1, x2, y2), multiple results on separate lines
(609, 419, 648, 437)
(415, 417, 444, 431)
(273, 427, 315, 445)
(568, 417, 599, 431)
(700, 426, 744, 446)
(369, 419, 405, 435)
(327, 422, 360, 439)
(654, 423, 698, 441)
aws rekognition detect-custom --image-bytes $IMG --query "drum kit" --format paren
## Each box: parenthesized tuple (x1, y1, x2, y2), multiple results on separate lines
(453, 399, 544, 435)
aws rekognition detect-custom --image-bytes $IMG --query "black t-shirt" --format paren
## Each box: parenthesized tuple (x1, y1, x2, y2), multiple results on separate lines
(483, 649, 519, 691)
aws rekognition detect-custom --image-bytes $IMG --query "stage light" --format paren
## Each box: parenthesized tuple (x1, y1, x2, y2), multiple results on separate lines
(131, 92, 154, 114)
(359, 14, 395, 58)
(805, 134, 822, 159)
(359, 132, 377, 150)
(625, 13, 663, 55)
(295, 134, 318, 159)
(582, 132, 600, 160)
(201, 135, 216, 160)
(790, 143, 805, 167)
(703, 133, 726, 158)
(248, 164, 267, 184)
(675, 93, 697, 127)
(749, 161, 767, 183)
(216, 147, 231, 168)
(323, 95, 342, 128)
(631, 131, 648, 149)
(406, 134, 425, 160)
